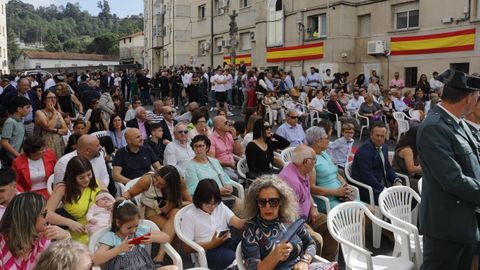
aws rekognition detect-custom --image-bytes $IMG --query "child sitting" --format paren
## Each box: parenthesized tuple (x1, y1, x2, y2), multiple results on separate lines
(86, 191, 115, 235)
(93, 199, 177, 270)
(327, 123, 355, 170)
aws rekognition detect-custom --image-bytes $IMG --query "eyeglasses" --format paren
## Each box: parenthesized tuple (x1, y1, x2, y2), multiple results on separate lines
(303, 157, 315, 163)
(40, 209, 48, 218)
(193, 144, 206, 148)
(176, 130, 188, 134)
(166, 111, 174, 115)
(257, 197, 281, 208)
(288, 115, 301, 120)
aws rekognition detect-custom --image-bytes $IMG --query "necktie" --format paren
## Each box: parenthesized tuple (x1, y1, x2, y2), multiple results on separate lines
(335, 101, 344, 114)
(377, 147, 389, 187)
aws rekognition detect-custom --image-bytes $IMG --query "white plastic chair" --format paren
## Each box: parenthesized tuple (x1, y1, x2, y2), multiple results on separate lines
(237, 158, 255, 186)
(262, 100, 273, 125)
(235, 242, 330, 270)
(344, 161, 383, 249)
(280, 147, 295, 165)
(379, 186, 422, 269)
(356, 114, 370, 141)
(124, 177, 143, 205)
(174, 204, 209, 268)
(327, 201, 415, 270)
(417, 178, 422, 195)
(309, 110, 321, 127)
(88, 219, 183, 269)
(393, 112, 411, 142)
(47, 174, 55, 195)
(313, 185, 360, 214)
(91, 130, 109, 139)
(326, 110, 342, 137)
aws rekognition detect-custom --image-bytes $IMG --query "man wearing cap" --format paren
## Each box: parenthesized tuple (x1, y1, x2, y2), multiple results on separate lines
(418, 69, 480, 269)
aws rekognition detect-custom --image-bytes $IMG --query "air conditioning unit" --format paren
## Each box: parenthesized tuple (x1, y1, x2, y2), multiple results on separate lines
(202, 42, 211, 51)
(222, 39, 232, 48)
(250, 31, 256, 42)
(367, 40, 386, 55)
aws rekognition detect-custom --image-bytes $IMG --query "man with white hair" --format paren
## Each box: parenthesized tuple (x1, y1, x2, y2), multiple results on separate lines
(126, 106, 151, 140)
(275, 109, 306, 147)
(163, 123, 195, 176)
(278, 144, 338, 261)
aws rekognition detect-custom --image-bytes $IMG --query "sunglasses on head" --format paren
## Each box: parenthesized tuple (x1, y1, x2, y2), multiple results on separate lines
(257, 197, 281, 208)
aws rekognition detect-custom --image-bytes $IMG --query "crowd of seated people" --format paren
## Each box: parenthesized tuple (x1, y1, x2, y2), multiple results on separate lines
(0, 65, 442, 269)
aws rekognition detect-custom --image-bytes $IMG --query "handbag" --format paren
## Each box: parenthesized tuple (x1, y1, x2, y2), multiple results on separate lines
(208, 158, 237, 208)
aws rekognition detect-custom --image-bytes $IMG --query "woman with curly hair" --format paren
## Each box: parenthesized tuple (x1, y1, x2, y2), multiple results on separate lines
(240, 175, 317, 270)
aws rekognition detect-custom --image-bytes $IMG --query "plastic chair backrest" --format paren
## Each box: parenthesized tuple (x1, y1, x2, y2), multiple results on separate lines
(124, 177, 143, 205)
(236, 243, 246, 270)
(393, 112, 406, 121)
(280, 147, 295, 164)
(237, 158, 249, 179)
(174, 204, 209, 268)
(91, 130, 109, 138)
(47, 174, 55, 195)
(418, 178, 422, 195)
(328, 201, 367, 249)
(379, 186, 421, 228)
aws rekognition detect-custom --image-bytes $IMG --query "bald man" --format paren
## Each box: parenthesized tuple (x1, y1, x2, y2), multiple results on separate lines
(126, 106, 151, 140)
(112, 128, 161, 184)
(53, 134, 110, 186)
(175, 101, 199, 123)
(278, 144, 338, 261)
(208, 115, 243, 181)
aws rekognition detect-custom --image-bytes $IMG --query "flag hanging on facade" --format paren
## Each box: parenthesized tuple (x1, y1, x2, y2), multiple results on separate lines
(223, 54, 252, 66)
(266, 42, 324, 62)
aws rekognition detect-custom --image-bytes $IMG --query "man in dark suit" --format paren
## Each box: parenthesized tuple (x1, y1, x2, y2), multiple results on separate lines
(351, 121, 402, 204)
(126, 106, 151, 141)
(159, 106, 178, 145)
(0, 77, 17, 105)
(100, 69, 115, 90)
(418, 69, 480, 269)
(326, 89, 357, 128)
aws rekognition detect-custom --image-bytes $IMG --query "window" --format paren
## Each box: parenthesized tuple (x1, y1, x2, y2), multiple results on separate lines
(214, 37, 223, 53)
(214, 0, 225, 15)
(450, 63, 470, 74)
(267, 0, 283, 46)
(240, 32, 251, 50)
(239, 0, 250, 8)
(404, 67, 418, 88)
(358, 14, 371, 37)
(394, 2, 419, 30)
(307, 14, 327, 38)
(198, 4, 206, 19)
(198, 41, 207, 55)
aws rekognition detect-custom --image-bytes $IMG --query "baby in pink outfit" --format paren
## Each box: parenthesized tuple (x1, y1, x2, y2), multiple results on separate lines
(86, 191, 115, 235)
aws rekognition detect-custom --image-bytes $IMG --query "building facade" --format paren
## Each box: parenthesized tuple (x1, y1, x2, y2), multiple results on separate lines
(15, 51, 118, 70)
(0, 0, 8, 75)
(145, 0, 480, 86)
(119, 32, 145, 66)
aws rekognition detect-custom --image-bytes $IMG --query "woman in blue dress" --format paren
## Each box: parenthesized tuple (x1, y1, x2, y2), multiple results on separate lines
(306, 126, 355, 213)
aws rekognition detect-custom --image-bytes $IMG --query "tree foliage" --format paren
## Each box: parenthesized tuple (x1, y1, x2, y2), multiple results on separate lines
(6, 0, 143, 62)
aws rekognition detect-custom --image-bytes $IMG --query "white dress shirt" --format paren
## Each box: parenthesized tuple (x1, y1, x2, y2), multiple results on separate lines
(53, 150, 110, 186)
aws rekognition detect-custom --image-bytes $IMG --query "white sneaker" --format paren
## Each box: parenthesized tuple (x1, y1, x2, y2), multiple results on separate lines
(227, 111, 234, 116)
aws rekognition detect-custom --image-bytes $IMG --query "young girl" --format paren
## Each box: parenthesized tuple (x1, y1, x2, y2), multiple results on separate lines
(182, 179, 245, 270)
(93, 200, 177, 270)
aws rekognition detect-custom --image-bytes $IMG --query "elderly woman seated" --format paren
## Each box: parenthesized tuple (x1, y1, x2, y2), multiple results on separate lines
(305, 126, 355, 213)
(241, 175, 325, 270)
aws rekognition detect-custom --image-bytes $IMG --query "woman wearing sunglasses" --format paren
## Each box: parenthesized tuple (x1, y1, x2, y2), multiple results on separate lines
(245, 118, 289, 178)
(241, 175, 317, 270)
(0, 192, 71, 269)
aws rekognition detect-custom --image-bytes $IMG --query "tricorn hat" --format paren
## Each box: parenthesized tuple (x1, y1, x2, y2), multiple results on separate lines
(437, 69, 480, 91)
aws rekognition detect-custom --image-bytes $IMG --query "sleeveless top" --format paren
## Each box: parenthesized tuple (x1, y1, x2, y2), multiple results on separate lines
(140, 173, 164, 214)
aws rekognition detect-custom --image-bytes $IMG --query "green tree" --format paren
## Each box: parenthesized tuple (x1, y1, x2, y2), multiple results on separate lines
(86, 33, 119, 55)
(7, 29, 20, 65)
(44, 29, 62, 52)
(63, 39, 81, 52)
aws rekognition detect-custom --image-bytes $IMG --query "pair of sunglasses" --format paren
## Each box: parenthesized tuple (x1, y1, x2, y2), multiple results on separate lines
(257, 198, 281, 208)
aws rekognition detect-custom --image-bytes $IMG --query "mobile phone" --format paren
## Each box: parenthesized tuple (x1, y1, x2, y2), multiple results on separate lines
(156, 197, 167, 208)
(217, 230, 229, 237)
(128, 233, 150, 245)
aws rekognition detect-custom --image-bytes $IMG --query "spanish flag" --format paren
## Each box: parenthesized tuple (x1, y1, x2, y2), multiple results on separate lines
(223, 54, 252, 66)
(391, 28, 475, 55)
(266, 42, 323, 62)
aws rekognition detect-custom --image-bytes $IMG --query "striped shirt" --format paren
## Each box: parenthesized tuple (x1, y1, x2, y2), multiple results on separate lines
(147, 111, 163, 124)
(0, 234, 50, 270)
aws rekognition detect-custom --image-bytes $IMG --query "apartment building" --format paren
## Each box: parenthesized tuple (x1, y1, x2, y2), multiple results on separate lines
(145, 0, 480, 85)
(0, 0, 8, 75)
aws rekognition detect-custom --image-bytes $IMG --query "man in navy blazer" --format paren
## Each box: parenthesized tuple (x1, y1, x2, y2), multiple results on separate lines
(0, 78, 40, 118)
(418, 69, 480, 269)
(351, 121, 402, 204)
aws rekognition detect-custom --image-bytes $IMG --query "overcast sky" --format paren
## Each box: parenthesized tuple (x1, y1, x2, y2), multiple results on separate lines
(11, 0, 143, 18)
